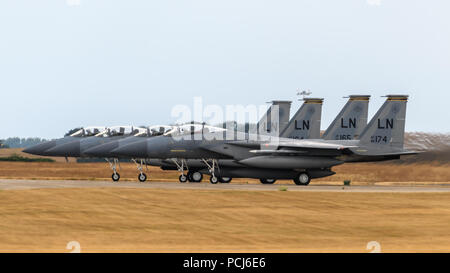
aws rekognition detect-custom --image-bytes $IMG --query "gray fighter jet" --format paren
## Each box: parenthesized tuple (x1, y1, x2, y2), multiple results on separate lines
(23, 126, 106, 157)
(112, 94, 387, 185)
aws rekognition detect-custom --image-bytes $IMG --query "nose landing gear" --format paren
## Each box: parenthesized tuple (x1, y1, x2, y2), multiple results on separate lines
(173, 159, 190, 183)
(133, 159, 148, 182)
(202, 159, 220, 184)
(112, 172, 120, 182)
(138, 173, 147, 182)
(210, 176, 219, 184)
(179, 174, 188, 183)
(107, 158, 121, 182)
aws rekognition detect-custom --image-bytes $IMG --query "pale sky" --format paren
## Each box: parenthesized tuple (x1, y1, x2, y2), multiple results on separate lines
(1, 0, 449, 139)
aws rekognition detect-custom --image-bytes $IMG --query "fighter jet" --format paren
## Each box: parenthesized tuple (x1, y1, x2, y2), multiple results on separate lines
(112, 94, 385, 185)
(23, 126, 106, 157)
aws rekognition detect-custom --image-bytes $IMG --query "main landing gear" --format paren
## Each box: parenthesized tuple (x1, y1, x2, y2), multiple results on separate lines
(187, 170, 203, 183)
(173, 158, 231, 184)
(172, 158, 212, 183)
(293, 172, 311, 186)
(260, 178, 276, 184)
(219, 177, 232, 183)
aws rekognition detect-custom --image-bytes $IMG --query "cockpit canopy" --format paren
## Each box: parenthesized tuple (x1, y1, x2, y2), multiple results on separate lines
(164, 124, 226, 137)
(69, 126, 107, 137)
(95, 126, 145, 137)
(134, 125, 174, 137)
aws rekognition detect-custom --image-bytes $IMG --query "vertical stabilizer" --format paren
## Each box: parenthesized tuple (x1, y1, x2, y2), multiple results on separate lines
(322, 95, 370, 140)
(254, 100, 292, 136)
(359, 95, 408, 150)
(280, 98, 323, 139)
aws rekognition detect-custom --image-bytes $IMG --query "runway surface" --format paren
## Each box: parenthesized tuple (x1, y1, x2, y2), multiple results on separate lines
(1, 179, 450, 192)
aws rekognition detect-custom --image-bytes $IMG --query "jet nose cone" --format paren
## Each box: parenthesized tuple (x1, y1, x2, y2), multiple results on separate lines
(22, 140, 57, 156)
(45, 141, 81, 157)
(84, 141, 119, 157)
(111, 140, 148, 158)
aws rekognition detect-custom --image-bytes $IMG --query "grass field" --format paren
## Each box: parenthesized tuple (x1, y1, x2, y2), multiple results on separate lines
(0, 148, 449, 253)
(0, 188, 449, 252)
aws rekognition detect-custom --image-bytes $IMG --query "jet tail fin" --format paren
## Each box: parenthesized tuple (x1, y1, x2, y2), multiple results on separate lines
(253, 100, 292, 137)
(322, 95, 370, 140)
(357, 95, 409, 153)
(280, 98, 323, 139)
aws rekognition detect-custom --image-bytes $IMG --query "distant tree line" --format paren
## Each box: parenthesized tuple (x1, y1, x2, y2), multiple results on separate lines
(0, 137, 50, 148)
(0, 154, 55, 162)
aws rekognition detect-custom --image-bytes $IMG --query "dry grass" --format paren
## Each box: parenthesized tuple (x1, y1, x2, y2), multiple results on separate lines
(0, 188, 449, 252)
(316, 162, 450, 183)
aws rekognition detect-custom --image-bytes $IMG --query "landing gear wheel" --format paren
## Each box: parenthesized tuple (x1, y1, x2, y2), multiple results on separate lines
(179, 175, 188, 183)
(294, 172, 311, 186)
(219, 177, 232, 183)
(112, 172, 120, 182)
(191, 171, 203, 183)
(138, 173, 147, 182)
(260, 178, 276, 184)
(210, 176, 219, 184)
